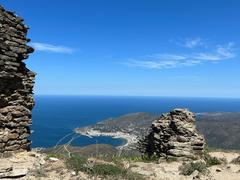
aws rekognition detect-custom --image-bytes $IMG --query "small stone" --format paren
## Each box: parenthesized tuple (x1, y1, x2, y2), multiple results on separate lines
(49, 157, 59, 162)
(71, 171, 76, 176)
(0, 168, 28, 178)
(177, 136, 188, 142)
(191, 170, 199, 177)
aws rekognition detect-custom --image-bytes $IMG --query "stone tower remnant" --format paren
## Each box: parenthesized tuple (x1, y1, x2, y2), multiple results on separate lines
(139, 109, 205, 160)
(0, 5, 35, 156)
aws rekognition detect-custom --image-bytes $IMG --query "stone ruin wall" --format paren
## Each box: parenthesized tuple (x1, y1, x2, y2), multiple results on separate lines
(0, 5, 35, 156)
(139, 109, 205, 160)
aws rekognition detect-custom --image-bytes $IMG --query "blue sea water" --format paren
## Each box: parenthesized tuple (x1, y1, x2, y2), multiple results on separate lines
(31, 96, 240, 148)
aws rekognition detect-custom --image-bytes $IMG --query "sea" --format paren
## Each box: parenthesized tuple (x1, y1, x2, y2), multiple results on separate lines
(31, 95, 240, 148)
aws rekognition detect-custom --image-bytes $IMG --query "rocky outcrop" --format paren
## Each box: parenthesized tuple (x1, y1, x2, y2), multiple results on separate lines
(0, 5, 35, 156)
(0, 151, 44, 179)
(138, 109, 205, 160)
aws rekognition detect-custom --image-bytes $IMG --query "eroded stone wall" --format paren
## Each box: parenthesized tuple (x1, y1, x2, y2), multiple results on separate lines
(138, 109, 205, 160)
(0, 5, 35, 156)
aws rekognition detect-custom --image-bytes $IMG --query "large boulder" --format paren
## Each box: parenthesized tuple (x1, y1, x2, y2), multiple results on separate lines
(138, 109, 205, 160)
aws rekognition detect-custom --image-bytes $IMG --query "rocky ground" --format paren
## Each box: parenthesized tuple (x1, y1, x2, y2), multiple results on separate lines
(0, 150, 240, 180)
(0, 150, 89, 180)
(130, 151, 240, 180)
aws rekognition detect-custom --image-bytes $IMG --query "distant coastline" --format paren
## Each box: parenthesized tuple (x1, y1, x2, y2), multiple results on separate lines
(31, 96, 240, 148)
(75, 128, 137, 148)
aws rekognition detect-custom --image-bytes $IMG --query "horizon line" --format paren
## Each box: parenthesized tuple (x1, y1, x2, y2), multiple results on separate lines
(34, 94, 240, 99)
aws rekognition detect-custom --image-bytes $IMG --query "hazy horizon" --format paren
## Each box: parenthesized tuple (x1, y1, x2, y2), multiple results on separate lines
(34, 94, 240, 99)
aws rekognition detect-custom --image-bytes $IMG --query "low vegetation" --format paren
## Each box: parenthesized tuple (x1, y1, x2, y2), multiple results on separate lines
(65, 155, 145, 180)
(29, 166, 47, 178)
(201, 148, 226, 167)
(231, 156, 240, 164)
(179, 162, 207, 176)
(101, 154, 159, 165)
(203, 153, 225, 166)
(47, 146, 227, 179)
(65, 155, 89, 173)
(178, 151, 226, 176)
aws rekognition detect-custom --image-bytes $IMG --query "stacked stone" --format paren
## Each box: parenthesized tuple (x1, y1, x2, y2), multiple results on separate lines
(0, 5, 35, 156)
(139, 109, 205, 160)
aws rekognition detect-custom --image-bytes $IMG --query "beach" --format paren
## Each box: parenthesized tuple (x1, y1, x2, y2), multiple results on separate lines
(75, 128, 138, 148)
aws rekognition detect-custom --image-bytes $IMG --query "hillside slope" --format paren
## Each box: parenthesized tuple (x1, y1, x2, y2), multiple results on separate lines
(196, 112, 240, 149)
(76, 112, 240, 150)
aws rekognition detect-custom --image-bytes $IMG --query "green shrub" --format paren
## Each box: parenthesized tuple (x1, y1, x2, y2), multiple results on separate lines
(65, 155, 88, 174)
(65, 155, 145, 179)
(231, 156, 240, 164)
(179, 162, 207, 176)
(92, 164, 126, 177)
(102, 155, 157, 164)
(166, 156, 178, 163)
(91, 163, 145, 179)
(203, 153, 223, 166)
(141, 154, 159, 162)
(121, 171, 145, 180)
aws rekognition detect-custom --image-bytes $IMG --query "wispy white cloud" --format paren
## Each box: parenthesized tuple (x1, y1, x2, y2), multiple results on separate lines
(146, 54, 186, 60)
(124, 42, 236, 70)
(183, 37, 204, 48)
(181, 60, 202, 66)
(194, 43, 235, 61)
(171, 37, 205, 49)
(30, 42, 75, 54)
(125, 60, 178, 69)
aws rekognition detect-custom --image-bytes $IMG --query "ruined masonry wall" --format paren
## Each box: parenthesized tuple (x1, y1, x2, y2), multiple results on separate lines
(139, 109, 205, 160)
(0, 5, 35, 156)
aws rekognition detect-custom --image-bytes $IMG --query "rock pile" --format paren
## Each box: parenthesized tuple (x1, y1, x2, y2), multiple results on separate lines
(0, 5, 35, 156)
(139, 109, 205, 160)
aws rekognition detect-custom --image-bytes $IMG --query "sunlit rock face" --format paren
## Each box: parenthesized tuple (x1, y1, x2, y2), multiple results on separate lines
(0, 5, 35, 156)
(139, 109, 205, 160)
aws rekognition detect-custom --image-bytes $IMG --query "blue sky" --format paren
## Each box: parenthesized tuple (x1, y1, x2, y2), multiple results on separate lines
(2, 0, 240, 97)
